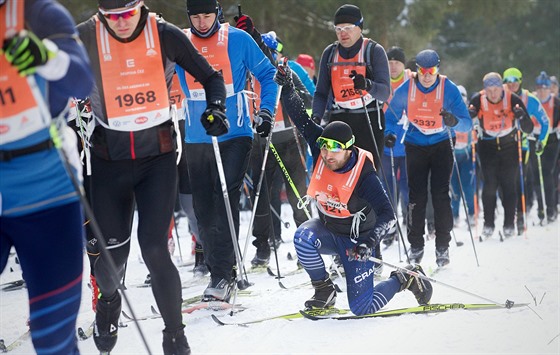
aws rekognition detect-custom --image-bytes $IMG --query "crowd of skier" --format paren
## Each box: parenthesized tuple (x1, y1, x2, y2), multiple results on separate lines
(1, 0, 558, 354)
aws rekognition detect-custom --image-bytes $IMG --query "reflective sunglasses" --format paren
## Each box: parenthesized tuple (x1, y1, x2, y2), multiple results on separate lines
(334, 24, 356, 33)
(316, 136, 355, 152)
(99, 3, 141, 21)
(417, 65, 439, 76)
(503, 76, 520, 84)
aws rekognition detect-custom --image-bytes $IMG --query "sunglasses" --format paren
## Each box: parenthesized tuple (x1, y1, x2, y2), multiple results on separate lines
(100, 3, 141, 21)
(316, 136, 355, 152)
(417, 65, 439, 76)
(503, 77, 521, 84)
(334, 24, 357, 33)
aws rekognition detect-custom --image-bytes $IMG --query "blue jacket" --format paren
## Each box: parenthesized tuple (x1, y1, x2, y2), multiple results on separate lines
(0, 0, 93, 216)
(521, 89, 549, 144)
(176, 25, 278, 144)
(385, 75, 471, 146)
(288, 60, 315, 96)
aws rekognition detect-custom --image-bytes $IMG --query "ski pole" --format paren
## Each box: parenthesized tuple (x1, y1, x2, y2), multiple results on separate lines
(471, 130, 479, 241)
(389, 147, 402, 262)
(359, 94, 409, 262)
(446, 127, 479, 266)
(368, 256, 515, 308)
(515, 115, 528, 239)
(50, 121, 153, 355)
(536, 152, 546, 223)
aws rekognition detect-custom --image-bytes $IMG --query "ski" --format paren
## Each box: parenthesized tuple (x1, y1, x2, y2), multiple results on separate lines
(266, 267, 303, 278)
(0, 330, 30, 352)
(211, 311, 303, 327)
(2, 279, 25, 291)
(182, 301, 246, 314)
(300, 302, 529, 321)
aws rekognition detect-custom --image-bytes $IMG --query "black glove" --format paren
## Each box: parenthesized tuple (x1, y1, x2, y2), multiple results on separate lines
(201, 102, 229, 136)
(513, 105, 526, 121)
(440, 109, 458, 127)
(347, 242, 373, 262)
(2, 30, 52, 76)
(468, 105, 478, 119)
(384, 134, 397, 148)
(274, 63, 293, 88)
(535, 140, 545, 156)
(234, 14, 255, 34)
(255, 109, 273, 137)
(349, 70, 372, 91)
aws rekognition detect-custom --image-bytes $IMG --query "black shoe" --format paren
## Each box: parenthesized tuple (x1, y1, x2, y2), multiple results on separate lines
(162, 325, 191, 355)
(409, 247, 424, 264)
(251, 239, 270, 267)
(192, 244, 209, 277)
(94, 291, 121, 353)
(503, 226, 515, 238)
(304, 277, 337, 309)
(435, 247, 450, 267)
(547, 211, 557, 223)
(203, 277, 233, 302)
(390, 265, 433, 305)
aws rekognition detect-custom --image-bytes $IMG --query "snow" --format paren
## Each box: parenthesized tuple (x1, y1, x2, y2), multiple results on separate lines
(1, 203, 559, 354)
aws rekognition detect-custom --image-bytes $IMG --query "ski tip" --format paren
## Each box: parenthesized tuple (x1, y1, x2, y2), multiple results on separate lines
(211, 314, 226, 326)
(266, 267, 276, 277)
(278, 281, 289, 289)
(287, 252, 293, 260)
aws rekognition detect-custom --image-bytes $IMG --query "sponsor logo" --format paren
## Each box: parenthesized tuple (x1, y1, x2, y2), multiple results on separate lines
(135, 116, 148, 124)
(0, 125, 9, 134)
(126, 59, 135, 68)
(354, 267, 375, 283)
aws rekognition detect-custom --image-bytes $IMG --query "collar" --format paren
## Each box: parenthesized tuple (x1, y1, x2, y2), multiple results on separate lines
(334, 148, 358, 174)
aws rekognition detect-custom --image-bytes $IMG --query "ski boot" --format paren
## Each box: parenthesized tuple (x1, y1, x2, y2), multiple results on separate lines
(162, 325, 191, 355)
(94, 291, 121, 353)
(304, 277, 337, 309)
(391, 265, 433, 305)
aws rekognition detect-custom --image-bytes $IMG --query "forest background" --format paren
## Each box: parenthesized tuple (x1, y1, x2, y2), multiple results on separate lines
(62, 0, 559, 96)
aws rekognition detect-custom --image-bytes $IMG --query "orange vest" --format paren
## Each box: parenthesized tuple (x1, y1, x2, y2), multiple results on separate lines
(0, 0, 50, 145)
(307, 148, 373, 218)
(330, 39, 374, 109)
(247, 77, 285, 129)
(169, 73, 185, 119)
(384, 68, 412, 111)
(407, 75, 446, 135)
(479, 90, 514, 137)
(95, 14, 169, 132)
(455, 131, 469, 150)
(184, 24, 234, 100)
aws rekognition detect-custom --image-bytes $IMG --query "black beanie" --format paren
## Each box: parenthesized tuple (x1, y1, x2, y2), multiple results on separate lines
(321, 122, 354, 148)
(387, 46, 406, 65)
(186, 0, 218, 15)
(334, 4, 363, 29)
(98, 0, 140, 10)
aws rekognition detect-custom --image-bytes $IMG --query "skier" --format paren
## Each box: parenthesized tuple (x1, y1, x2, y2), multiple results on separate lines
(273, 65, 433, 315)
(385, 49, 472, 266)
(468, 72, 533, 238)
(176, 0, 278, 301)
(77, 0, 227, 353)
(533, 72, 559, 222)
(502, 67, 550, 229)
(0, 0, 93, 353)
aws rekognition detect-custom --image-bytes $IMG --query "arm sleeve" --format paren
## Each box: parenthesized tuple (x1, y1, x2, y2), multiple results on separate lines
(444, 80, 471, 133)
(291, 71, 313, 109)
(160, 22, 226, 106)
(356, 169, 396, 244)
(365, 44, 390, 102)
(312, 45, 335, 120)
(511, 94, 533, 134)
(527, 95, 549, 143)
(28, 1, 94, 116)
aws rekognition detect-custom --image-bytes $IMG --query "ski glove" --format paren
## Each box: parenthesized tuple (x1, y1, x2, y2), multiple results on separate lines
(2, 30, 55, 76)
(347, 243, 372, 262)
(349, 70, 372, 91)
(273, 64, 293, 88)
(513, 105, 527, 121)
(201, 102, 229, 137)
(472, 118, 483, 139)
(255, 109, 273, 137)
(234, 14, 255, 35)
(440, 109, 458, 127)
(384, 133, 397, 148)
(535, 140, 545, 156)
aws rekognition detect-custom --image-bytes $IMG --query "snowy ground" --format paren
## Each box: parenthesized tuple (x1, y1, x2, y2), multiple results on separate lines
(1, 202, 559, 354)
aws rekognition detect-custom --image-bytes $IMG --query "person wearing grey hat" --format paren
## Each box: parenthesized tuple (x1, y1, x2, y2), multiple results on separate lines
(534, 71, 560, 223)
(468, 72, 533, 239)
(385, 49, 472, 267)
(313, 4, 390, 272)
(76, 0, 227, 353)
(272, 66, 433, 314)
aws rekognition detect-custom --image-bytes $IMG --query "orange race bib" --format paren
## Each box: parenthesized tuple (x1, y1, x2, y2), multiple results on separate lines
(0, 0, 49, 145)
(407, 75, 446, 135)
(96, 14, 169, 132)
(480, 92, 514, 137)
